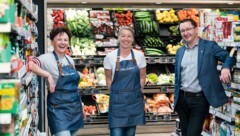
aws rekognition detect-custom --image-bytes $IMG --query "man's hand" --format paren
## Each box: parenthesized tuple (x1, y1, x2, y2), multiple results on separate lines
(220, 68, 231, 83)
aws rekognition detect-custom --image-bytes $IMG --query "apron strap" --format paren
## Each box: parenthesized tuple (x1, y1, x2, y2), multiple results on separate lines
(115, 49, 136, 72)
(52, 51, 65, 76)
(130, 49, 137, 65)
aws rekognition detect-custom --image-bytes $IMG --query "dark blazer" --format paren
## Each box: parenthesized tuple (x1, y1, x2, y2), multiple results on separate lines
(174, 38, 236, 109)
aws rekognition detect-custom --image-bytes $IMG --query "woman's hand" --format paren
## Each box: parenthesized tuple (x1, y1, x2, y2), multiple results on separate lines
(47, 74, 55, 93)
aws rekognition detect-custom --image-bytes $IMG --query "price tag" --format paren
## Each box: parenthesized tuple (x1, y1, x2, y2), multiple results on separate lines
(168, 57, 175, 63)
(83, 59, 91, 65)
(160, 86, 167, 93)
(147, 57, 156, 64)
(159, 57, 167, 63)
(93, 58, 103, 64)
(148, 113, 158, 121)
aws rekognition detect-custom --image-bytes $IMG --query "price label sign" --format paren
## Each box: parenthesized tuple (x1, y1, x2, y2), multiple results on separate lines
(83, 59, 91, 65)
(159, 57, 167, 63)
(147, 57, 156, 64)
(93, 58, 103, 65)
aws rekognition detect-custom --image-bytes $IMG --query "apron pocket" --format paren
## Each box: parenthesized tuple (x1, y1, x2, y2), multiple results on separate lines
(110, 93, 129, 104)
(111, 109, 128, 118)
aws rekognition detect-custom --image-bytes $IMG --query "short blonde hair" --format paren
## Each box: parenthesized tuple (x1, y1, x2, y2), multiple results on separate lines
(118, 26, 134, 37)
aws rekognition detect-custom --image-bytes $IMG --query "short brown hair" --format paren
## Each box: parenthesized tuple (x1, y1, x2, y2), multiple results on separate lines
(49, 27, 71, 40)
(179, 19, 197, 28)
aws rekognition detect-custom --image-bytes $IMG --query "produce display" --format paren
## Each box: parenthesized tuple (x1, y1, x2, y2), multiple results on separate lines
(145, 94, 173, 114)
(83, 105, 98, 115)
(177, 8, 199, 25)
(92, 94, 109, 113)
(166, 42, 183, 55)
(169, 25, 180, 36)
(95, 38, 118, 47)
(90, 11, 114, 35)
(155, 9, 179, 23)
(139, 36, 164, 47)
(51, 9, 65, 28)
(65, 9, 93, 37)
(113, 10, 133, 27)
(71, 37, 96, 56)
(145, 48, 165, 56)
(147, 73, 159, 84)
(157, 74, 174, 85)
(78, 67, 97, 88)
(96, 67, 106, 86)
(134, 11, 159, 36)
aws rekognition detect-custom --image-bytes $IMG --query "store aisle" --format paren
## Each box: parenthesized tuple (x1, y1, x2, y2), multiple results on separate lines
(75, 122, 176, 136)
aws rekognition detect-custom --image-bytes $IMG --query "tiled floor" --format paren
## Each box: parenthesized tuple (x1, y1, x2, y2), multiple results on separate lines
(136, 133, 173, 136)
(76, 122, 176, 136)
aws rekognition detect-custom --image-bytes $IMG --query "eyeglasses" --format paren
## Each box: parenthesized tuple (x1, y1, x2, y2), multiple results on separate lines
(180, 27, 195, 34)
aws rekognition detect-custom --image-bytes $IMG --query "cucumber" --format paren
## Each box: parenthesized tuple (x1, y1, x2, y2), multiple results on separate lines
(145, 48, 165, 54)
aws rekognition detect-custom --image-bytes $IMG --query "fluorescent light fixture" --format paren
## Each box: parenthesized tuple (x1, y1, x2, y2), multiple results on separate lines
(155, 2, 162, 4)
(81, 1, 87, 4)
(228, 2, 234, 4)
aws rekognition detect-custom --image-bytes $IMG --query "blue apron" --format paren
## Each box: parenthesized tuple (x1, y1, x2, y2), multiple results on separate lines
(47, 51, 84, 134)
(108, 49, 146, 128)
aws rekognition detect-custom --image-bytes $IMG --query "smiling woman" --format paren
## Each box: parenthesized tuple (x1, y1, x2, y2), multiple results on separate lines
(28, 27, 85, 136)
(104, 26, 147, 136)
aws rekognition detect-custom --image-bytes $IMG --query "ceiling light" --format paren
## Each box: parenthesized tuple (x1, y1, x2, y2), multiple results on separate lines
(228, 2, 234, 5)
(81, 1, 87, 4)
(155, 2, 162, 4)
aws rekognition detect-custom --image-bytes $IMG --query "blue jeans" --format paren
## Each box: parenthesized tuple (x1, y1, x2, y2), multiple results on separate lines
(110, 126, 136, 136)
(54, 130, 77, 136)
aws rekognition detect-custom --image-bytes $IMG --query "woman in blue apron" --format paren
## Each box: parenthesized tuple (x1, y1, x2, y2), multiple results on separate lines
(104, 26, 146, 136)
(29, 27, 84, 136)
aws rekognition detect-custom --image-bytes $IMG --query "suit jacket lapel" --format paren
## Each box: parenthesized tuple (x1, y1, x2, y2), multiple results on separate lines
(198, 38, 205, 74)
(177, 47, 186, 78)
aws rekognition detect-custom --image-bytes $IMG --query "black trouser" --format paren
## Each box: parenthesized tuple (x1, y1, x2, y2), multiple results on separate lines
(176, 91, 209, 136)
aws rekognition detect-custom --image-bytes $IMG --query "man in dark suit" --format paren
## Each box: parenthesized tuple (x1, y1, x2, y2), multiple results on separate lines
(174, 18, 236, 136)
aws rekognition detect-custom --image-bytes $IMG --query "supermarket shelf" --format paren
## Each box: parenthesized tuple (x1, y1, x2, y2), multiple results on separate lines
(232, 103, 240, 111)
(231, 82, 240, 90)
(17, 65, 27, 79)
(0, 22, 11, 33)
(201, 130, 212, 136)
(0, 63, 11, 73)
(19, 93, 28, 111)
(73, 56, 176, 65)
(225, 90, 232, 97)
(21, 114, 33, 136)
(16, 0, 38, 22)
(209, 107, 235, 123)
(80, 85, 174, 95)
(22, 72, 33, 86)
(236, 62, 240, 69)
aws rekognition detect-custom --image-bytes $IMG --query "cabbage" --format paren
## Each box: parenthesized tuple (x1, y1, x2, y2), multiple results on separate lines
(98, 79, 106, 86)
(147, 73, 158, 84)
(97, 73, 105, 80)
(96, 67, 105, 74)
